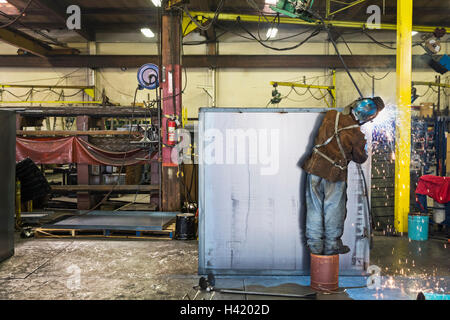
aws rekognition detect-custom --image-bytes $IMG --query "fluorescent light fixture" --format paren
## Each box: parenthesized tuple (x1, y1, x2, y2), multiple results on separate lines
(141, 28, 155, 38)
(0, 0, 9, 3)
(151, 0, 161, 7)
(266, 27, 278, 39)
(412, 31, 418, 36)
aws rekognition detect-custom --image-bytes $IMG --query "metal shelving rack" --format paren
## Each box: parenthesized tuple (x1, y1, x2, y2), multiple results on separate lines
(11, 105, 163, 211)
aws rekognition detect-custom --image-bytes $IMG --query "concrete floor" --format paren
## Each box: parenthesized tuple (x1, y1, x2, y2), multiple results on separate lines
(0, 234, 448, 300)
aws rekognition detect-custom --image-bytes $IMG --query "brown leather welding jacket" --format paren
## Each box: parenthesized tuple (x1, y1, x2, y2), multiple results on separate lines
(302, 110, 368, 183)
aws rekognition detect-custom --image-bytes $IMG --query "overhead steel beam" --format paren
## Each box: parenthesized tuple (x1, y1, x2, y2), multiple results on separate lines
(21, 7, 158, 16)
(31, 0, 95, 41)
(0, 27, 79, 57)
(0, 54, 431, 69)
(12, 22, 157, 32)
(2, 106, 157, 118)
(0, 27, 50, 57)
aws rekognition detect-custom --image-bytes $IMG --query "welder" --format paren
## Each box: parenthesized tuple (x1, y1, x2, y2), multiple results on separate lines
(302, 97, 385, 255)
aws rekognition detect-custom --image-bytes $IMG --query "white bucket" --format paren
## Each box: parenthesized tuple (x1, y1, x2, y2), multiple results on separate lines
(433, 201, 446, 224)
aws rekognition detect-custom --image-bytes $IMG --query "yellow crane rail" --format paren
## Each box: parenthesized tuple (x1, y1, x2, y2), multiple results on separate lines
(186, 11, 448, 34)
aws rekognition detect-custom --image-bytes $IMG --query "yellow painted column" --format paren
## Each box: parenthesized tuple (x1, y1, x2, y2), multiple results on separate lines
(394, 0, 413, 233)
(332, 69, 337, 108)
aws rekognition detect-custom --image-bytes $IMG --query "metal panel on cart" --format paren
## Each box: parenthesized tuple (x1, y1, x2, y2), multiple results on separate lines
(0, 111, 16, 263)
(198, 108, 371, 276)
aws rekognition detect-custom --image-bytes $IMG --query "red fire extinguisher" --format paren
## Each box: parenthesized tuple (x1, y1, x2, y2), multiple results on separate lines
(167, 119, 176, 146)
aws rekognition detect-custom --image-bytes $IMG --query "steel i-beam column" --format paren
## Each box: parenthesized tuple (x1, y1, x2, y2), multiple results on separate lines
(76, 115, 92, 210)
(394, 0, 413, 233)
(161, 12, 182, 211)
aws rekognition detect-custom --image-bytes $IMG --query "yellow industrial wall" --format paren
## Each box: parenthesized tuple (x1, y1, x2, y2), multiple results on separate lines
(0, 41, 448, 121)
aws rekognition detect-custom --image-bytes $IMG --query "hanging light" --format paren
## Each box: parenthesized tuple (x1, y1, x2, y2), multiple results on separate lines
(151, 0, 162, 7)
(141, 28, 155, 38)
(266, 27, 278, 39)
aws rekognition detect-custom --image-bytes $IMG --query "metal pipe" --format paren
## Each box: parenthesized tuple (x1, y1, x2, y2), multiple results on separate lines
(270, 81, 334, 90)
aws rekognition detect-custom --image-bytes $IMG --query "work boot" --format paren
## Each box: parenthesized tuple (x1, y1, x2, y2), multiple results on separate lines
(338, 245, 350, 255)
(324, 239, 350, 255)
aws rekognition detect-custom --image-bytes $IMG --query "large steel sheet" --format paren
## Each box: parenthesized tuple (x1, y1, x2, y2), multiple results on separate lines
(0, 111, 16, 263)
(46, 212, 178, 231)
(198, 108, 371, 276)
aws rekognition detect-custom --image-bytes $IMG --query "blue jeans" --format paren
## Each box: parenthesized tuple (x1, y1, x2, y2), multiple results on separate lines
(305, 173, 347, 255)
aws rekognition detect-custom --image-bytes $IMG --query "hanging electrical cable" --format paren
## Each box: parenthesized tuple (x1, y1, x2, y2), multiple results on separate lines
(339, 34, 392, 82)
(78, 86, 142, 216)
(236, 16, 323, 51)
(0, 10, 65, 47)
(176, 0, 226, 31)
(0, 0, 33, 29)
(362, 29, 396, 50)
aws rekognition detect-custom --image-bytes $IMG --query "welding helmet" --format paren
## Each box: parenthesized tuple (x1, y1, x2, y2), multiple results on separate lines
(343, 97, 385, 125)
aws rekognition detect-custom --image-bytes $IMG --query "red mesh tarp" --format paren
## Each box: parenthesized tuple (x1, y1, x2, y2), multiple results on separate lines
(415, 175, 450, 204)
(16, 137, 156, 166)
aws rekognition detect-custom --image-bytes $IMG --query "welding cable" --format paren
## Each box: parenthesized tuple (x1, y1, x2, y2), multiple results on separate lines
(292, 86, 309, 96)
(49, 89, 85, 98)
(317, 284, 370, 295)
(152, 66, 188, 105)
(306, 10, 364, 99)
(177, 0, 226, 32)
(39, 69, 85, 102)
(78, 87, 142, 215)
(214, 21, 319, 44)
(361, 69, 391, 81)
(357, 163, 375, 250)
(362, 30, 396, 50)
(256, 11, 280, 42)
(179, 169, 193, 204)
(274, 26, 321, 42)
(307, 87, 328, 101)
(247, 0, 272, 24)
(0, 0, 33, 29)
(339, 34, 391, 82)
(0, 88, 33, 99)
(183, 30, 228, 45)
(214, 23, 256, 41)
(182, 18, 194, 36)
(236, 17, 323, 51)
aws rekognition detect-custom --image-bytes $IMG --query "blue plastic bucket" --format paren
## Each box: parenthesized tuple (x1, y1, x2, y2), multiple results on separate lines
(423, 293, 450, 300)
(408, 215, 429, 241)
